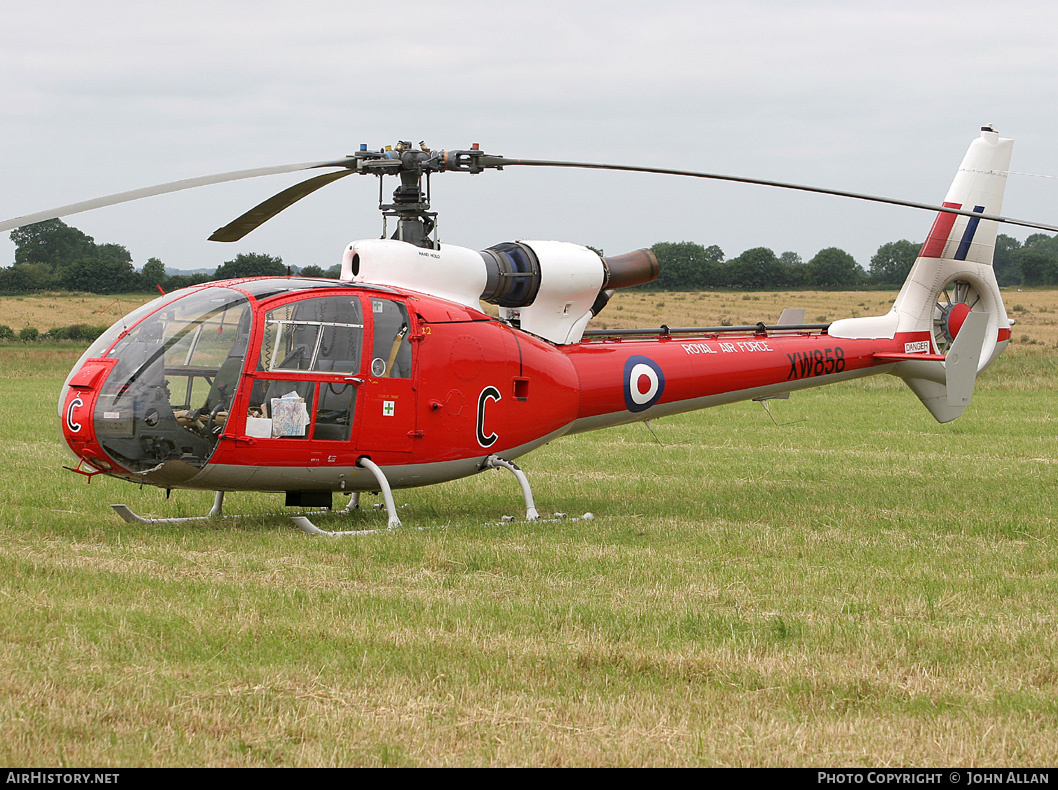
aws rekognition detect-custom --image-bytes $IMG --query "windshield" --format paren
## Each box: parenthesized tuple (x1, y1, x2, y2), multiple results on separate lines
(92, 287, 252, 474)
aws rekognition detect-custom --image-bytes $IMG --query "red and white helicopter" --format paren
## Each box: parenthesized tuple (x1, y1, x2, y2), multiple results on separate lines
(3, 127, 1053, 534)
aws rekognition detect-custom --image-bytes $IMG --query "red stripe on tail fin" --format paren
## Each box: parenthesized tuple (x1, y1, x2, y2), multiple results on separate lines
(919, 202, 962, 258)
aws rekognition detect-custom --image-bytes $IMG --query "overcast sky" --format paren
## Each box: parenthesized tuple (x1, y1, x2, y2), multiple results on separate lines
(3, 0, 1058, 274)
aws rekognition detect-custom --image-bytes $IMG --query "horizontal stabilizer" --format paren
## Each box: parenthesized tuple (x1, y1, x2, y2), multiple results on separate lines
(874, 352, 946, 362)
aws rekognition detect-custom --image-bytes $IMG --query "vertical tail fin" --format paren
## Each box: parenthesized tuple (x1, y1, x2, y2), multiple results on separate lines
(829, 126, 1015, 422)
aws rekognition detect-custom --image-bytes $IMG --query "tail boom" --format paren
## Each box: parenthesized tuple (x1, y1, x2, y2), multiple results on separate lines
(564, 127, 1017, 430)
(563, 329, 930, 434)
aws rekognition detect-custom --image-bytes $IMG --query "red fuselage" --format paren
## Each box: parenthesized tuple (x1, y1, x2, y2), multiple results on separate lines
(59, 278, 930, 495)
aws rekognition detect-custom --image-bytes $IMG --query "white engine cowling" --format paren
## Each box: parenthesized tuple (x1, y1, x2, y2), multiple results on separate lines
(341, 238, 657, 344)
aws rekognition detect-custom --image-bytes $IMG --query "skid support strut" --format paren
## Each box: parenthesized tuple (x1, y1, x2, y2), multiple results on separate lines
(356, 457, 401, 528)
(343, 492, 361, 513)
(485, 455, 540, 521)
(292, 457, 401, 536)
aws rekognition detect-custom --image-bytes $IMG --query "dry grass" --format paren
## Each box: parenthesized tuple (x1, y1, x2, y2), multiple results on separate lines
(4, 286, 1056, 348)
(618, 288, 1058, 345)
(0, 293, 150, 331)
(503, 286, 1058, 350)
(598, 288, 897, 330)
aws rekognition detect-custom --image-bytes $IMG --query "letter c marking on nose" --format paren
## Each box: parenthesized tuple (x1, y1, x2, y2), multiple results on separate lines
(66, 397, 84, 434)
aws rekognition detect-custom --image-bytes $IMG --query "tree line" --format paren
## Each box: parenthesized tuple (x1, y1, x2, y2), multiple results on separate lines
(643, 234, 1058, 289)
(0, 219, 338, 294)
(4, 218, 1058, 294)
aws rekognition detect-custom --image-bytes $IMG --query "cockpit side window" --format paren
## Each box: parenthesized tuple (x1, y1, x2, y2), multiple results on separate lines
(368, 298, 413, 379)
(259, 296, 364, 374)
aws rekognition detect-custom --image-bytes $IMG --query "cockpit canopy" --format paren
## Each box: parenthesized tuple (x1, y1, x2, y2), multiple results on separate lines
(59, 279, 411, 478)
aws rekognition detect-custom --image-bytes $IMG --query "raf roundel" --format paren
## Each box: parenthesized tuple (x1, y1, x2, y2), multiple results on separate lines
(623, 356, 665, 413)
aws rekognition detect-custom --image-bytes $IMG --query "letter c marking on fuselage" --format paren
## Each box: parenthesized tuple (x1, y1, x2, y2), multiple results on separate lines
(476, 386, 501, 448)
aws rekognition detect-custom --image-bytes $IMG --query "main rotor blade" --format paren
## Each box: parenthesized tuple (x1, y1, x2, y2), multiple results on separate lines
(209, 169, 357, 242)
(0, 158, 355, 235)
(484, 157, 1058, 235)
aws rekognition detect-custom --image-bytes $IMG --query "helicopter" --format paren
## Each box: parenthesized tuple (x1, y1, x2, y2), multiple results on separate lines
(3, 127, 1054, 534)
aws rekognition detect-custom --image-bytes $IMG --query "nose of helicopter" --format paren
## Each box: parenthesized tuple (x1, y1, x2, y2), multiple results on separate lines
(59, 356, 122, 475)
(58, 340, 231, 485)
(56, 283, 255, 483)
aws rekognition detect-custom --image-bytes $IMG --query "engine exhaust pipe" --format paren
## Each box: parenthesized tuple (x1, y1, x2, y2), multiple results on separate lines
(602, 248, 659, 289)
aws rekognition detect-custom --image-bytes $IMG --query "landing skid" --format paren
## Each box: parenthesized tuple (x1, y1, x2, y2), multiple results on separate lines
(112, 491, 228, 525)
(112, 455, 545, 536)
(111, 494, 377, 530)
(294, 454, 542, 536)
(110, 498, 333, 526)
(291, 515, 389, 537)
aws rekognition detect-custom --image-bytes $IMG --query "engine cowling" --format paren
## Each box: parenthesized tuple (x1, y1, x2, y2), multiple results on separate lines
(341, 238, 657, 344)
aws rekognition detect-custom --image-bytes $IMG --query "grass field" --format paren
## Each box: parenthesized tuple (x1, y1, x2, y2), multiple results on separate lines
(0, 290, 1056, 767)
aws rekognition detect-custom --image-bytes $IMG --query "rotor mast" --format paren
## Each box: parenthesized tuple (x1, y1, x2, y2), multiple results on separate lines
(357, 141, 490, 249)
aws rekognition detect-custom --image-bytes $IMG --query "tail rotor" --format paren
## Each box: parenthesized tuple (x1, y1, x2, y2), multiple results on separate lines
(933, 278, 986, 354)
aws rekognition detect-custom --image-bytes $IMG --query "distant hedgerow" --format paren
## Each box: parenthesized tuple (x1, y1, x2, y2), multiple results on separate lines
(46, 324, 109, 341)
